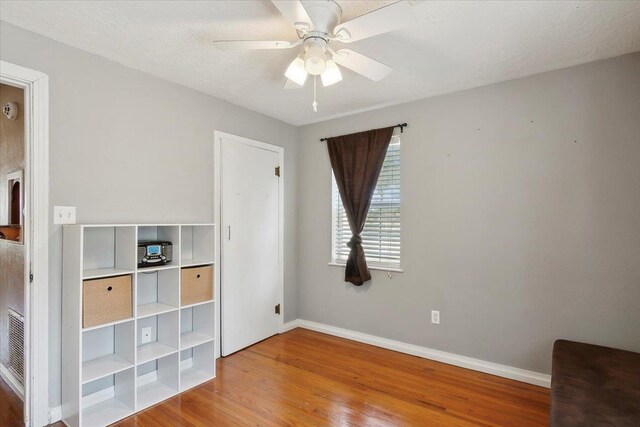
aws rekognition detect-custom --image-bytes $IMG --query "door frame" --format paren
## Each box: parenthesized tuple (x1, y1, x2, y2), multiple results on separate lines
(0, 61, 50, 426)
(214, 131, 284, 358)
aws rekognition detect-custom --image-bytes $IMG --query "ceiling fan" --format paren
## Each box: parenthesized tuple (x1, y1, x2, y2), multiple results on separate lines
(213, 0, 414, 112)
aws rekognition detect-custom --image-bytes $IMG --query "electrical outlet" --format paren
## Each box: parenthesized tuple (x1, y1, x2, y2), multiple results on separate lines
(431, 310, 440, 325)
(141, 327, 152, 344)
(53, 206, 76, 224)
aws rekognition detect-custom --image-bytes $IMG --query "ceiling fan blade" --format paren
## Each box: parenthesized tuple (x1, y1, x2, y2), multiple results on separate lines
(332, 49, 392, 81)
(333, 1, 414, 43)
(284, 78, 305, 89)
(212, 40, 301, 50)
(271, 0, 313, 31)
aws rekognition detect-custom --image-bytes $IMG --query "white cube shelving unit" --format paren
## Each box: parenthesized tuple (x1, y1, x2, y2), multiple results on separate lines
(62, 224, 216, 427)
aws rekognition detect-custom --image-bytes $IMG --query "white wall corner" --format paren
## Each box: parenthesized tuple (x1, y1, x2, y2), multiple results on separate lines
(49, 405, 62, 424)
(291, 319, 551, 388)
(281, 319, 302, 333)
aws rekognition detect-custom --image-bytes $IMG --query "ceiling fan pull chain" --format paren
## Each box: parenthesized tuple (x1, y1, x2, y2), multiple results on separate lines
(312, 75, 318, 112)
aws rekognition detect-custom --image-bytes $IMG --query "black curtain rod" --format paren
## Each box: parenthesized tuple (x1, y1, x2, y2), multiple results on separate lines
(319, 123, 408, 142)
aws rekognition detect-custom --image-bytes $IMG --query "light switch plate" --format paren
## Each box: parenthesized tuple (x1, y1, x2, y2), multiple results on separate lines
(141, 327, 152, 344)
(53, 206, 76, 224)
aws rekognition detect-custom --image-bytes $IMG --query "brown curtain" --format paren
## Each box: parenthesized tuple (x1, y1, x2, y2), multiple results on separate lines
(327, 126, 395, 286)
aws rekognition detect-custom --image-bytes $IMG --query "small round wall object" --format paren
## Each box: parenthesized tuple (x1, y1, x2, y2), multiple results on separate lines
(3, 102, 18, 120)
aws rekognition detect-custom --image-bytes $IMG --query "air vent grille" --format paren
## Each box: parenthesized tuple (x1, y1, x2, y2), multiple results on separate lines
(8, 309, 24, 385)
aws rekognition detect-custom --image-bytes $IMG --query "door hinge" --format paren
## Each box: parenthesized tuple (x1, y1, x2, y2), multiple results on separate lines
(29, 272, 33, 283)
(275, 303, 281, 315)
(275, 166, 280, 177)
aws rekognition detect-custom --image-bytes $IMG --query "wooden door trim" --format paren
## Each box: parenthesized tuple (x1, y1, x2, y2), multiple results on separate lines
(1, 60, 50, 427)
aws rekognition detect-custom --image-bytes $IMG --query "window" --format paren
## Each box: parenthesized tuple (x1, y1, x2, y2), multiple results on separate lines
(332, 137, 401, 269)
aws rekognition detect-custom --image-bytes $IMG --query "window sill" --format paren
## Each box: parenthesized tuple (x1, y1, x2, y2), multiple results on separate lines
(328, 262, 404, 274)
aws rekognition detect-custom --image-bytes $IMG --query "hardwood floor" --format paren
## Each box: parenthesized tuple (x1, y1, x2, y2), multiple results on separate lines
(119, 328, 548, 426)
(3, 328, 550, 426)
(0, 374, 23, 427)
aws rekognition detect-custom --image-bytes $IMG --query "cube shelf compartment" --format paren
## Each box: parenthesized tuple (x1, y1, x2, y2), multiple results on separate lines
(82, 368, 135, 427)
(82, 274, 133, 329)
(181, 265, 214, 307)
(181, 225, 215, 266)
(137, 353, 179, 410)
(137, 311, 179, 364)
(63, 224, 216, 427)
(137, 226, 180, 270)
(180, 341, 215, 392)
(82, 226, 136, 279)
(136, 268, 179, 318)
(82, 321, 135, 384)
(181, 302, 214, 350)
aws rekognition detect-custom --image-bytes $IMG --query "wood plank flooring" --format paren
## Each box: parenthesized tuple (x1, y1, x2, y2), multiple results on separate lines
(120, 328, 549, 426)
(2, 328, 550, 426)
(0, 374, 23, 427)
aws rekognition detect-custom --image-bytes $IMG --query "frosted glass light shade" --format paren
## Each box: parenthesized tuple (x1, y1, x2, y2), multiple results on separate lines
(321, 60, 342, 87)
(304, 44, 326, 75)
(284, 57, 308, 86)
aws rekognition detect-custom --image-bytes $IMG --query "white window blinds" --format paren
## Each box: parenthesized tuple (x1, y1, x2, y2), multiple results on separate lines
(332, 137, 401, 269)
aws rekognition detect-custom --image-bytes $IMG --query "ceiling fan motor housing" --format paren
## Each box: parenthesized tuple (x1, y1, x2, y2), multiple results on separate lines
(300, 1, 343, 75)
(303, 0, 342, 35)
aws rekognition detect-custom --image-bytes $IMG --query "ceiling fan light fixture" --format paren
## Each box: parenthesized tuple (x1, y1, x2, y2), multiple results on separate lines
(285, 56, 308, 86)
(321, 60, 342, 86)
(304, 43, 326, 75)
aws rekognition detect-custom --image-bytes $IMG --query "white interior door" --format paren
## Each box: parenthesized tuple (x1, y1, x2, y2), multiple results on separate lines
(220, 135, 281, 356)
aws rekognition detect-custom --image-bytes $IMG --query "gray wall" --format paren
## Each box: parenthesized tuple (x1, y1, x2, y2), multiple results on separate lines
(2, 16, 640, 413)
(0, 83, 25, 368)
(0, 21, 298, 407)
(296, 53, 640, 376)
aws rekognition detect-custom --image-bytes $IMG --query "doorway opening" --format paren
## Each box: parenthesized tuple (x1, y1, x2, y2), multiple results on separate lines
(0, 83, 26, 413)
(1, 61, 50, 427)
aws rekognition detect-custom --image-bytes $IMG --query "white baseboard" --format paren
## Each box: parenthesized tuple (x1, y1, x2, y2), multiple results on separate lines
(0, 362, 24, 401)
(49, 405, 62, 424)
(283, 319, 551, 388)
(280, 319, 301, 333)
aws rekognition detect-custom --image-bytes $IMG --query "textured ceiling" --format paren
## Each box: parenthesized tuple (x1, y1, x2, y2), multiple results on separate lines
(1, 1, 639, 126)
